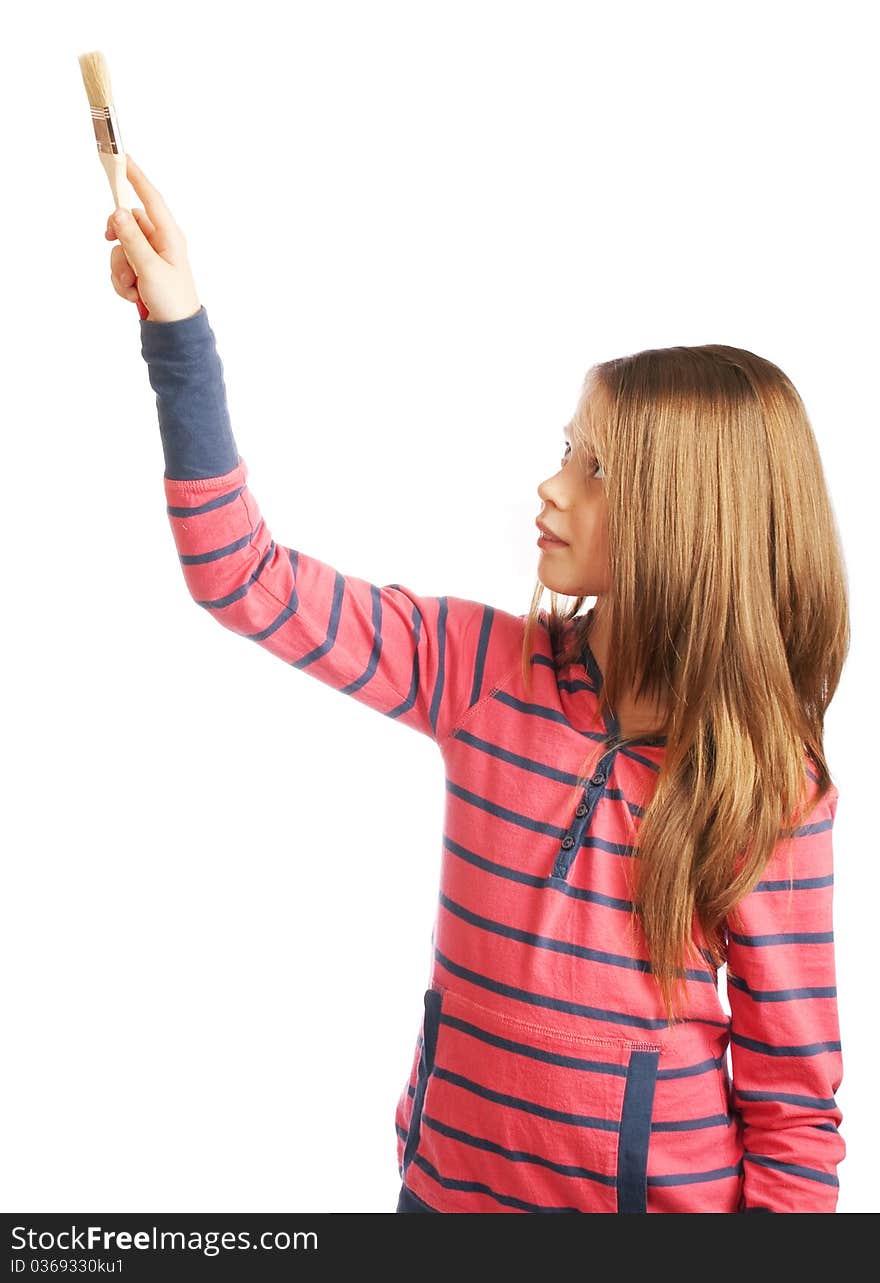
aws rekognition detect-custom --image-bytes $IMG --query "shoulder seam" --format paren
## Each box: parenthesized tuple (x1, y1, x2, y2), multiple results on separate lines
(439, 653, 524, 751)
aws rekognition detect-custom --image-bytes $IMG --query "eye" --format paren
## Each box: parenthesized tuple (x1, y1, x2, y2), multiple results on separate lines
(561, 441, 605, 480)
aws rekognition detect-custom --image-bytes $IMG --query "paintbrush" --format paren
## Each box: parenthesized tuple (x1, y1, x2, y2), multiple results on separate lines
(78, 50, 149, 319)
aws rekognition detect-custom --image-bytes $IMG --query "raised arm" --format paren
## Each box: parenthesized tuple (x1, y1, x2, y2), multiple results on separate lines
(138, 306, 518, 745)
(107, 155, 521, 744)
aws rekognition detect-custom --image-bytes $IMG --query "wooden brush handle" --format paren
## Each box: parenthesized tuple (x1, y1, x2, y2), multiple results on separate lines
(101, 150, 150, 319)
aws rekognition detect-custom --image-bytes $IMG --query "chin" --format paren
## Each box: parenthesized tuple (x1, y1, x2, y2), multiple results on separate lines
(539, 575, 576, 594)
(539, 571, 601, 597)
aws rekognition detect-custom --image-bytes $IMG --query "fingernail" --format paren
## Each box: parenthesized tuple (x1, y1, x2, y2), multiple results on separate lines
(114, 209, 130, 224)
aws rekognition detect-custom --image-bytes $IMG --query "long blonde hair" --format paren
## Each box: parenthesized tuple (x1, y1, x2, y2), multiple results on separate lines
(521, 344, 849, 1027)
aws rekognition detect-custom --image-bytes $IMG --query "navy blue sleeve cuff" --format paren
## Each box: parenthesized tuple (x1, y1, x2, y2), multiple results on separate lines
(139, 305, 241, 481)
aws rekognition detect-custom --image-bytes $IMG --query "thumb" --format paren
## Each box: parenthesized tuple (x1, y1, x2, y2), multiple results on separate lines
(112, 207, 156, 275)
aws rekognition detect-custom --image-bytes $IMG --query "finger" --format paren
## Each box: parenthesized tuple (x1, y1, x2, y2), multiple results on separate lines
(124, 155, 183, 250)
(110, 244, 136, 289)
(110, 266, 140, 303)
(106, 205, 156, 241)
(130, 205, 158, 242)
(111, 206, 160, 277)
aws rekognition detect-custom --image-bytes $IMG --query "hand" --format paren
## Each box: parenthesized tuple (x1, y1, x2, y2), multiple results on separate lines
(105, 154, 202, 323)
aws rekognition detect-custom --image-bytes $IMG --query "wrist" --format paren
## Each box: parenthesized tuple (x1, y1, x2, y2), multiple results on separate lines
(143, 300, 203, 325)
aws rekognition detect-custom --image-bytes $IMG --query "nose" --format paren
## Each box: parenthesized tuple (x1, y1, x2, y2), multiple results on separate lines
(537, 473, 559, 503)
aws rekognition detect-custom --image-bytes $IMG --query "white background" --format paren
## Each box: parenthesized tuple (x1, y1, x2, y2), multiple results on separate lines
(2, 0, 876, 1213)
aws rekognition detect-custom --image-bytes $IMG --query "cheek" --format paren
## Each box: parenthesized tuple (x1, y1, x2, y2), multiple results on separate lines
(573, 498, 609, 548)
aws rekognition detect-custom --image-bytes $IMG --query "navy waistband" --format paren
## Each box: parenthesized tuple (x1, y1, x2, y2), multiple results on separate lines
(396, 1182, 440, 1213)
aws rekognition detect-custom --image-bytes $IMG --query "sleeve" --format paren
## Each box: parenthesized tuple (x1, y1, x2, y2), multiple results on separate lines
(140, 305, 241, 481)
(139, 307, 517, 746)
(725, 781, 845, 1212)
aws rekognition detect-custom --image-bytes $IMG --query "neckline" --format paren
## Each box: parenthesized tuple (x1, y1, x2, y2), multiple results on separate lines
(579, 610, 668, 747)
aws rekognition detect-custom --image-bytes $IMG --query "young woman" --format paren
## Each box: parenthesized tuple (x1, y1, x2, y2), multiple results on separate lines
(106, 155, 847, 1214)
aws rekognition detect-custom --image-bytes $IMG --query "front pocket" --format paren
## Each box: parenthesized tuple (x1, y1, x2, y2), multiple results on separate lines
(402, 985, 443, 1174)
(405, 985, 664, 1212)
(616, 1047, 661, 1214)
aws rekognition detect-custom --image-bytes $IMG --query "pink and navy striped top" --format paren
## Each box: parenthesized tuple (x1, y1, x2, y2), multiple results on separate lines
(140, 306, 845, 1213)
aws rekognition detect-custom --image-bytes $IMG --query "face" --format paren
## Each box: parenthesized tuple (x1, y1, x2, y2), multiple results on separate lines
(536, 414, 610, 598)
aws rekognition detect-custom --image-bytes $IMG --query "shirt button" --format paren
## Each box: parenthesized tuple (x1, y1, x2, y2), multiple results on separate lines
(575, 803, 588, 817)
(590, 772, 606, 786)
(561, 835, 575, 849)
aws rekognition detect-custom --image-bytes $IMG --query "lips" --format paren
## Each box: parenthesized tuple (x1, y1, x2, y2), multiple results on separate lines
(536, 520, 568, 544)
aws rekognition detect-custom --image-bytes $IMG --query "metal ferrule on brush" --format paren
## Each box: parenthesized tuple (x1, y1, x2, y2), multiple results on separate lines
(90, 103, 124, 155)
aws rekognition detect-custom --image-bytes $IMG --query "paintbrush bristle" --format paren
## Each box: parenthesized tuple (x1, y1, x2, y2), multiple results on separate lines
(78, 50, 114, 109)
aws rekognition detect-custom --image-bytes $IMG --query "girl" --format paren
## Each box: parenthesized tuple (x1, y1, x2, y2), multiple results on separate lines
(106, 155, 847, 1214)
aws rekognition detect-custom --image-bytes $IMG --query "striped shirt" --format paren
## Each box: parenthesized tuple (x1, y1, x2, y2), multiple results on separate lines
(140, 305, 845, 1213)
